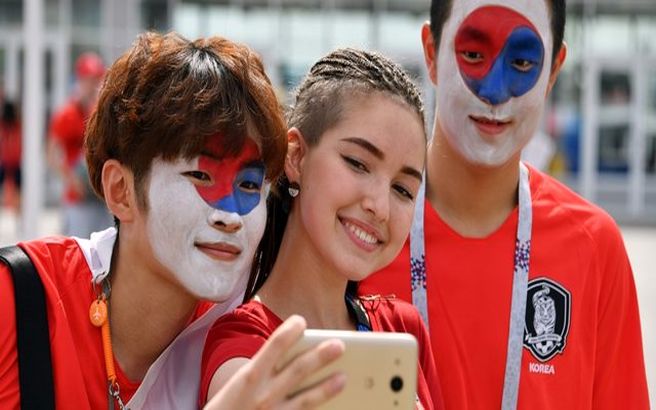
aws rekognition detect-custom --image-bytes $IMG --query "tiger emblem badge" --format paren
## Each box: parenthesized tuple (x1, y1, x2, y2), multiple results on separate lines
(523, 278, 571, 362)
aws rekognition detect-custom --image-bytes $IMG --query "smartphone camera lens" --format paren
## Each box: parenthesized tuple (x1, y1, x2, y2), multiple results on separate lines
(390, 375, 404, 392)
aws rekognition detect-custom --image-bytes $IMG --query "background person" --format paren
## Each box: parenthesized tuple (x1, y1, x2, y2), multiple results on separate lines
(48, 52, 113, 237)
(0, 101, 22, 212)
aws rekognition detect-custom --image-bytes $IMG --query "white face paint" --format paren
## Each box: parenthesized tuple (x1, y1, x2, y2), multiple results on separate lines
(434, 0, 553, 166)
(145, 151, 267, 302)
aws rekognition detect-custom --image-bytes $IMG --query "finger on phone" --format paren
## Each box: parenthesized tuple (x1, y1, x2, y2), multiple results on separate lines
(268, 338, 345, 397)
(250, 315, 307, 372)
(285, 372, 347, 410)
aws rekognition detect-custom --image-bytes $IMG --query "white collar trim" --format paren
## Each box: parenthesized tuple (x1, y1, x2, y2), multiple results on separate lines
(73, 226, 118, 284)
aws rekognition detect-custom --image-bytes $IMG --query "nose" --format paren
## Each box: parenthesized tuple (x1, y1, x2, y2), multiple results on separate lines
(209, 210, 243, 234)
(473, 59, 511, 106)
(361, 183, 390, 223)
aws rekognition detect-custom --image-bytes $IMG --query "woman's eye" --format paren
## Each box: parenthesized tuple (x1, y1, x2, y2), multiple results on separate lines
(239, 180, 261, 192)
(512, 59, 534, 72)
(461, 51, 484, 63)
(341, 155, 368, 173)
(182, 171, 211, 183)
(393, 184, 414, 201)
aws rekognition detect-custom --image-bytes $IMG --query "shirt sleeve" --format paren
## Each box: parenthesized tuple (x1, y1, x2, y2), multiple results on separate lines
(199, 311, 270, 405)
(0, 265, 21, 409)
(592, 220, 649, 409)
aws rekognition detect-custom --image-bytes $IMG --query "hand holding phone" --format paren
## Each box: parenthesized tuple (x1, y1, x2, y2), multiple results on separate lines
(204, 316, 346, 410)
(277, 329, 419, 410)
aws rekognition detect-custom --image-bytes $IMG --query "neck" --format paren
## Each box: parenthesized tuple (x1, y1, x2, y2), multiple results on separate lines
(425, 127, 521, 238)
(108, 233, 198, 381)
(257, 212, 354, 330)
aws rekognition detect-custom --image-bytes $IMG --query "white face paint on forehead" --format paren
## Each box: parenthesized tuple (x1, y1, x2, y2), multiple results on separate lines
(146, 155, 268, 302)
(435, 0, 554, 166)
(447, 0, 552, 44)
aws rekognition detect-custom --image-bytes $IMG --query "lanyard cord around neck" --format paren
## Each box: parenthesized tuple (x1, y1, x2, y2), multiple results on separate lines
(89, 278, 129, 410)
(409, 162, 532, 410)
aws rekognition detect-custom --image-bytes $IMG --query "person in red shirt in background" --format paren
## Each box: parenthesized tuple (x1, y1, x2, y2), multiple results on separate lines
(48, 52, 113, 237)
(360, 0, 650, 408)
(1, 32, 345, 409)
(0, 101, 22, 211)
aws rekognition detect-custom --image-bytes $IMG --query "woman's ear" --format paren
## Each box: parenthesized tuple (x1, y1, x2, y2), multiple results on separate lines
(284, 127, 308, 183)
(102, 159, 138, 223)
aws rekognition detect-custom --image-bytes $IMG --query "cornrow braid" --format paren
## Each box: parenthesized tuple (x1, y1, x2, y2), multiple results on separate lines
(245, 48, 426, 300)
(288, 48, 424, 146)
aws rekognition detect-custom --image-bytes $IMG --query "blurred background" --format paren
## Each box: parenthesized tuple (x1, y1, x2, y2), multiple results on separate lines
(0, 0, 654, 404)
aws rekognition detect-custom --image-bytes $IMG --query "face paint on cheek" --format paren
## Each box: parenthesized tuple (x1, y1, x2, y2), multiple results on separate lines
(195, 138, 265, 216)
(455, 6, 544, 106)
(146, 158, 270, 302)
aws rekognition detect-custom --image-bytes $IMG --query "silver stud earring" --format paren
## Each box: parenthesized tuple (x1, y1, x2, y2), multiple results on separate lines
(288, 181, 300, 198)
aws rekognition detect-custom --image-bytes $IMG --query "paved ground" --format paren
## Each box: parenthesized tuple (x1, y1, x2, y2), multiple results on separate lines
(0, 209, 654, 405)
(624, 226, 656, 406)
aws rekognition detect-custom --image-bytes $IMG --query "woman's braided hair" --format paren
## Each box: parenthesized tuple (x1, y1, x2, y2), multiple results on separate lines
(288, 48, 424, 146)
(245, 48, 425, 300)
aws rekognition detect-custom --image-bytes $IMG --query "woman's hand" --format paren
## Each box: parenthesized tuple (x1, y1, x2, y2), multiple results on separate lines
(204, 315, 346, 410)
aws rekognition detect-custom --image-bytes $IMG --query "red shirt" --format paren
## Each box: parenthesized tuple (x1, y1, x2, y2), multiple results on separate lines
(0, 237, 139, 409)
(360, 166, 650, 409)
(49, 100, 88, 203)
(200, 298, 444, 409)
(0, 236, 213, 409)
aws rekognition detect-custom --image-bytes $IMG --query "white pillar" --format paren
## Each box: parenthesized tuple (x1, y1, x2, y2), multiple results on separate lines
(322, 0, 336, 53)
(167, 0, 177, 29)
(629, 60, 647, 217)
(5, 34, 20, 101)
(581, 58, 599, 203)
(370, 0, 386, 50)
(52, 36, 70, 108)
(53, 0, 72, 108)
(21, 0, 46, 240)
(268, 0, 283, 89)
(579, 0, 598, 203)
(102, 0, 141, 64)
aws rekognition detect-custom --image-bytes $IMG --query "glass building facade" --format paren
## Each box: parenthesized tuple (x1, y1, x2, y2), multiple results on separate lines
(0, 0, 655, 221)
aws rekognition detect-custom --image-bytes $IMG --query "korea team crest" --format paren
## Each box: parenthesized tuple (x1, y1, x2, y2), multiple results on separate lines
(523, 278, 571, 362)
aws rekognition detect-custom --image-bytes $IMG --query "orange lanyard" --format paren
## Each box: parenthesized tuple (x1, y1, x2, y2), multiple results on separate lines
(89, 281, 127, 409)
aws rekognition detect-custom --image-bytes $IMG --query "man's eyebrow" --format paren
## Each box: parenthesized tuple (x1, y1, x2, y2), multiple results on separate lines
(341, 137, 384, 160)
(458, 26, 491, 44)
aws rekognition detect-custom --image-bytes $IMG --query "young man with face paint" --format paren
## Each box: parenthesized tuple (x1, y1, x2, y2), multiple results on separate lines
(360, 0, 650, 408)
(0, 32, 345, 409)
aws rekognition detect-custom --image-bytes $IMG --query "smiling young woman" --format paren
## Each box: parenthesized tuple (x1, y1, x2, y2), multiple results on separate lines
(199, 48, 444, 409)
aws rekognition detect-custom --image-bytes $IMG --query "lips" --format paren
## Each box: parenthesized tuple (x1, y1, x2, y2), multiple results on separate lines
(339, 217, 383, 252)
(195, 242, 242, 262)
(469, 115, 512, 136)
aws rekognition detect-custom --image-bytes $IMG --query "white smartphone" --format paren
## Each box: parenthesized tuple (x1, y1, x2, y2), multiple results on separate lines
(276, 329, 418, 410)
